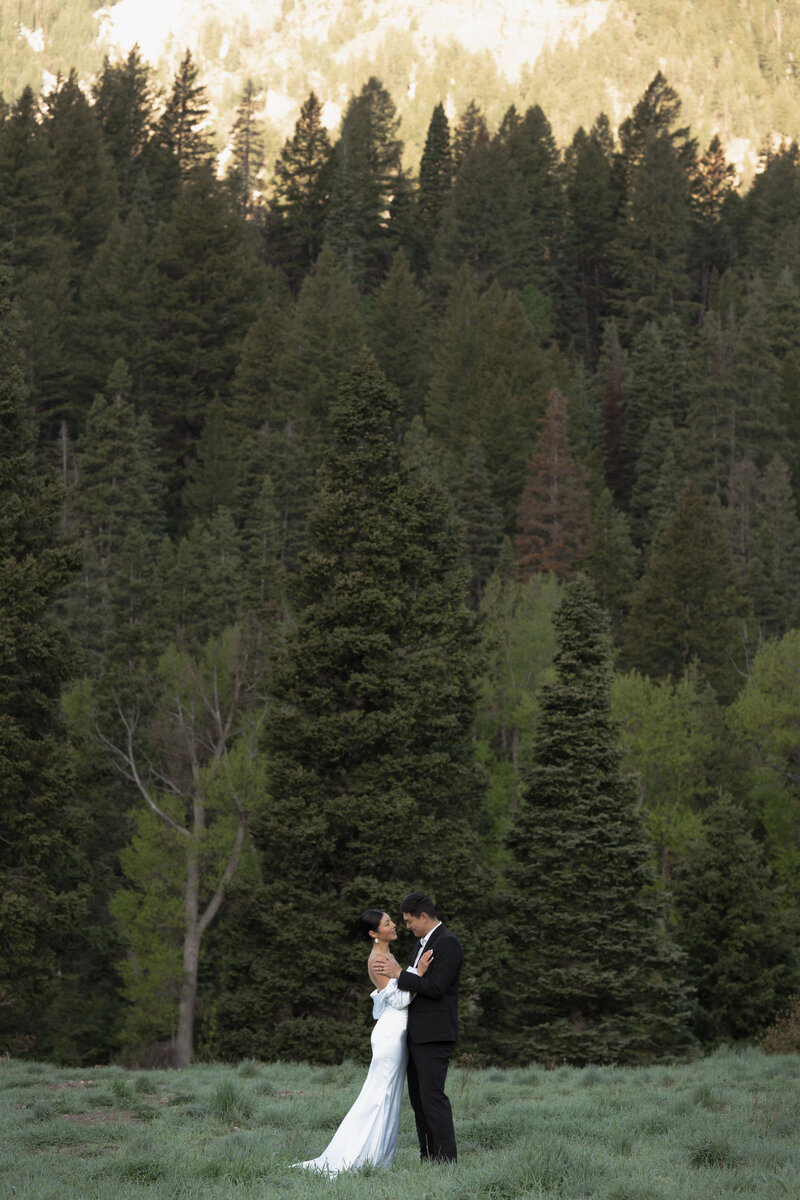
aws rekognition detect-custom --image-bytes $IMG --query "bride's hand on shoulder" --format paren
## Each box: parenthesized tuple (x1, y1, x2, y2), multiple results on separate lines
(417, 948, 433, 976)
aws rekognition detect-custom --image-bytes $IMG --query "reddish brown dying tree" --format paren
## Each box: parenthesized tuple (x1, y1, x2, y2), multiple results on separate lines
(515, 387, 592, 581)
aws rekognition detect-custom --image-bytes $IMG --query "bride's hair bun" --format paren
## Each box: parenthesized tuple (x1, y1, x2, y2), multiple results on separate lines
(358, 909, 386, 942)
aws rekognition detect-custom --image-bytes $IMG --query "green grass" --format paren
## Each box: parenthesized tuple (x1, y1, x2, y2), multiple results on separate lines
(1, 1046, 799, 1198)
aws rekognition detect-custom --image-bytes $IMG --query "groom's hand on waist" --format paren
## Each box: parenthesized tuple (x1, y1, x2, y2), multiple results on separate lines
(372, 954, 401, 979)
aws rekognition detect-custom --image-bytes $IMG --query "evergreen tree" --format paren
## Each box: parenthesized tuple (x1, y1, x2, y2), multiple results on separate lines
(562, 117, 619, 364)
(451, 100, 488, 169)
(325, 77, 403, 290)
(433, 136, 533, 292)
(425, 264, 494, 447)
(149, 49, 215, 216)
(226, 79, 264, 217)
(92, 46, 156, 209)
(593, 320, 630, 501)
(515, 388, 592, 581)
(613, 74, 696, 336)
(367, 250, 429, 423)
(623, 314, 690, 478)
(45, 71, 118, 272)
(673, 794, 799, 1044)
(265, 92, 332, 288)
(623, 480, 747, 699)
(73, 204, 157, 406)
(583, 486, 638, 639)
(690, 135, 736, 315)
(63, 362, 163, 672)
(628, 415, 686, 551)
(0, 86, 73, 430)
(505, 104, 564, 298)
(215, 352, 486, 1061)
(456, 438, 504, 608)
(228, 269, 291, 437)
(267, 243, 365, 565)
(687, 280, 784, 493)
(498, 577, 693, 1063)
(417, 101, 453, 260)
(0, 279, 83, 1055)
(146, 165, 265, 518)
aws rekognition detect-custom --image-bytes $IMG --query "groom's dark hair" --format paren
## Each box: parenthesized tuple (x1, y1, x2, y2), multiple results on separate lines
(401, 891, 437, 918)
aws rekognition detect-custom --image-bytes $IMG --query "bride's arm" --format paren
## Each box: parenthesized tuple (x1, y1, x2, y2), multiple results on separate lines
(371, 949, 432, 1008)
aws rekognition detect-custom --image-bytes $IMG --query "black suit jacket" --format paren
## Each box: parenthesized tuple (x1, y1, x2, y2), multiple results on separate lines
(397, 923, 462, 1044)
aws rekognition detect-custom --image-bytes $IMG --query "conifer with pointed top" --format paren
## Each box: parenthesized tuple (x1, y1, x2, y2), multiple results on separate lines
(216, 351, 486, 1061)
(499, 576, 694, 1063)
(515, 388, 592, 581)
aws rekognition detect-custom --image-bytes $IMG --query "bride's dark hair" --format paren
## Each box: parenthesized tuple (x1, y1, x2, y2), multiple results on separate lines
(358, 909, 385, 943)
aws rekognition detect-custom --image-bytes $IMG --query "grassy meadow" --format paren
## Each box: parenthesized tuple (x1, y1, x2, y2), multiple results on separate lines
(1, 1047, 799, 1199)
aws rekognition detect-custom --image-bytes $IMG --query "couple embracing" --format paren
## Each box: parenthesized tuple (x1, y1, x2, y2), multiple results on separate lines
(294, 892, 462, 1175)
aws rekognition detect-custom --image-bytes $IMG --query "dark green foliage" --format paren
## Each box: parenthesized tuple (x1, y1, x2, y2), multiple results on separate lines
(92, 47, 156, 210)
(215, 352, 486, 1061)
(433, 136, 533, 291)
(562, 116, 620, 364)
(367, 250, 429, 423)
(457, 439, 504, 608)
(226, 79, 264, 217)
(417, 101, 453, 262)
(325, 77, 403, 290)
(146, 165, 266, 519)
(0, 86, 73, 429)
(265, 92, 332, 288)
(583, 487, 638, 639)
(613, 74, 696, 336)
(623, 481, 748, 700)
(45, 71, 118, 272)
(499, 577, 694, 1064)
(149, 50, 216, 216)
(673, 794, 799, 1045)
(0, 280, 84, 1055)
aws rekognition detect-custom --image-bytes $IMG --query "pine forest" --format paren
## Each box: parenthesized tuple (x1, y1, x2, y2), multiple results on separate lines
(2, 40, 800, 1070)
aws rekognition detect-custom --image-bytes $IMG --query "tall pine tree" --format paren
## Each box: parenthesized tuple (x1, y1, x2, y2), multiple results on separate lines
(497, 576, 694, 1064)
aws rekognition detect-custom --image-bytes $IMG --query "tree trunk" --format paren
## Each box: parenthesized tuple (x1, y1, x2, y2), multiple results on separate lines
(175, 837, 200, 1068)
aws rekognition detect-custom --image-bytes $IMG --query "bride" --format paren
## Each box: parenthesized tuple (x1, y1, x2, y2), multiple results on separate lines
(292, 909, 432, 1175)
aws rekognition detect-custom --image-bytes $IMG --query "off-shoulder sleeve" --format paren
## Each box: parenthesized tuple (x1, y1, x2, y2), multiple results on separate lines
(370, 968, 419, 1017)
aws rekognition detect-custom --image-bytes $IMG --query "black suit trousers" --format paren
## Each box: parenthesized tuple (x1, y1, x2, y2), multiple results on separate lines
(406, 1039, 457, 1161)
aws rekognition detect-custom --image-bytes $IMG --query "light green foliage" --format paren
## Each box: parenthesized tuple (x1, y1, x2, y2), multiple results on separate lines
(612, 671, 711, 882)
(728, 630, 800, 901)
(2, 1050, 800, 1199)
(476, 565, 560, 848)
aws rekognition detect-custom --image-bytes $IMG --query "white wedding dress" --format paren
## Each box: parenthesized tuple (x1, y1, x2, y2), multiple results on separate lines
(292, 977, 413, 1175)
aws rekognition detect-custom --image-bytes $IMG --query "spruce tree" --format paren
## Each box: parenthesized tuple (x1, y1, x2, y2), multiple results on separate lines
(562, 117, 619, 364)
(325, 77, 403, 290)
(149, 49, 215, 215)
(215, 352, 486, 1061)
(92, 47, 156, 209)
(266, 92, 332, 288)
(499, 577, 694, 1064)
(623, 480, 747, 699)
(417, 101, 453, 254)
(226, 79, 265, 217)
(673, 795, 799, 1045)
(367, 250, 429, 423)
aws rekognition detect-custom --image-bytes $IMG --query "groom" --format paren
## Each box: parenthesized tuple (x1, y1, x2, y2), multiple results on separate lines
(374, 891, 462, 1162)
